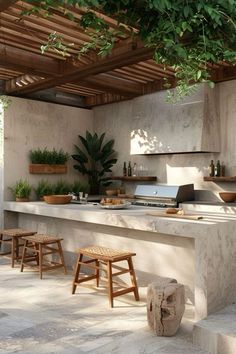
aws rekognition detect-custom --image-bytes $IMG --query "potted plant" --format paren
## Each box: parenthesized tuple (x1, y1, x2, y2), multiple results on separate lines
(29, 148, 69, 174)
(34, 180, 54, 201)
(71, 180, 89, 196)
(53, 179, 71, 195)
(72, 131, 117, 195)
(10, 179, 32, 202)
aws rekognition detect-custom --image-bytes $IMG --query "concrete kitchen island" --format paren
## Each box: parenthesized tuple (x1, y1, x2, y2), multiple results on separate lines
(4, 201, 236, 320)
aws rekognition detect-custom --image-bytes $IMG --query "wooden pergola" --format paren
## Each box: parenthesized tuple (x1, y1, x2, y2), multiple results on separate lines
(0, 0, 236, 108)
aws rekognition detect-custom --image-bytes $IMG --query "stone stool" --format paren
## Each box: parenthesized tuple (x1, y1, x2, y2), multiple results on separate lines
(20, 234, 67, 279)
(0, 228, 37, 267)
(72, 245, 140, 307)
(147, 280, 185, 336)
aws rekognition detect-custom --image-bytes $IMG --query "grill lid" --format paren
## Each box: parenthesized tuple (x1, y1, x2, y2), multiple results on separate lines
(133, 184, 194, 206)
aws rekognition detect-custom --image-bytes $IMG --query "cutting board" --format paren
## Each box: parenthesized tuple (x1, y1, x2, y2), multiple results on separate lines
(146, 211, 203, 220)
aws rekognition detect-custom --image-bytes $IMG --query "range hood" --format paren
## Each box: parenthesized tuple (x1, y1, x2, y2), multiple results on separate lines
(130, 83, 220, 155)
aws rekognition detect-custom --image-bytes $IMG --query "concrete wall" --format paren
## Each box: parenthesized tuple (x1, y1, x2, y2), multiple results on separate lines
(3, 97, 93, 201)
(0, 104, 4, 228)
(93, 80, 236, 201)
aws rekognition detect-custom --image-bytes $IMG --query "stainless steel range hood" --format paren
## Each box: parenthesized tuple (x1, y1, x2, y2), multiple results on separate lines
(130, 83, 220, 155)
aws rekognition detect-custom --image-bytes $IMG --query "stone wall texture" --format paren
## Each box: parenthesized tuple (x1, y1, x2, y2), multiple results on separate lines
(93, 80, 236, 201)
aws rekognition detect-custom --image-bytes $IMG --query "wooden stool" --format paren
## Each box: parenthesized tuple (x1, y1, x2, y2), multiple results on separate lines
(20, 234, 67, 279)
(72, 245, 140, 307)
(0, 228, 37, 267)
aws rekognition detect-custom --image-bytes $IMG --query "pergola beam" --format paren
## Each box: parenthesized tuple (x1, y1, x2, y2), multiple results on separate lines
(0, 0, 17, 12)
(0, 44, 62, 77)
(5, 40, 154, 95)
(78, 73, 143, 96)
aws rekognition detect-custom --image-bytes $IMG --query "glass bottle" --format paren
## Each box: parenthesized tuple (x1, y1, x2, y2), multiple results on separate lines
(220, 162, 225, 177)
(123, 162, 127, 176)
(132, 162, 137, 176)
(128, 161, 132, 176)
(215, 160, 221, 177)
(209, 160, 215, 177)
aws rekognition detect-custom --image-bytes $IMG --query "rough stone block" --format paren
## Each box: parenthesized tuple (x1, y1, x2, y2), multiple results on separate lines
(147, 281, 185, 336)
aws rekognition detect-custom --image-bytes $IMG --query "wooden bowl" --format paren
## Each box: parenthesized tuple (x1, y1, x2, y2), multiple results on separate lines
(106, 189, 117, 196)
(219, 192, 236, 203)
(44, 195, 72, 204)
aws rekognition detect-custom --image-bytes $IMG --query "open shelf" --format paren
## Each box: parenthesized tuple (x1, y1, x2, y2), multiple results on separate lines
(110, 176, 157, 182)
(204, 176, 236, 182)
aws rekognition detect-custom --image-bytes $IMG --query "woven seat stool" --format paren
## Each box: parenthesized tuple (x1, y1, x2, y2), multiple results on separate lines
(72, 245, 139, 307)
(0, 228, 37, 267)
(20, 234, 67, 279)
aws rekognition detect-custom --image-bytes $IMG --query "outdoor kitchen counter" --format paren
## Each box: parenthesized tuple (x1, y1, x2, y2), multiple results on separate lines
(3, 201, 236, 239)
(3, 201, 236, 321)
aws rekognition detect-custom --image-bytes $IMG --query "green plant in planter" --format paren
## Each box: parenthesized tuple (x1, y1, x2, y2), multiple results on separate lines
(53, 179, 71, 195)
(34, 180, 54, 200)
(71, 180, 89, 195)
(29, 148, 69, 164)
(72, 131, 117, 194)
(10, 179, 32, 201)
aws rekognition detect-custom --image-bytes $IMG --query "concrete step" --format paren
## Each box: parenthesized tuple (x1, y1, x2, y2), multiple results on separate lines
(193, 304, 236, 354)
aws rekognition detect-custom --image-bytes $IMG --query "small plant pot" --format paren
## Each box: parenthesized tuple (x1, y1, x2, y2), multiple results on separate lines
(16, 197, 30, 202)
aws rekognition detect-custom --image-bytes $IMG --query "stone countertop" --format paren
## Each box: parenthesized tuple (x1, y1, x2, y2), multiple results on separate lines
(4, 201, 236, 240)
(182, 201, 236, 214)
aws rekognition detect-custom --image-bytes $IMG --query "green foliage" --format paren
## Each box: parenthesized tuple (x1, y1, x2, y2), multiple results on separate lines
(23, 0, 236, 100)
(70, 180, 89, 194)
(53, 179, 72, 195)
(29, 148, 69, 164)
(34, 180, 54, 199)
(0, 96, 11, 112)
(34, 179, 88, 199)
(10, 179, 32, 199)
(72, 131, 117, 193)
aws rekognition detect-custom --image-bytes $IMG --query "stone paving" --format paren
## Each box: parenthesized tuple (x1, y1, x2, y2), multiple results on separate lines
(0, 257, 210, 354)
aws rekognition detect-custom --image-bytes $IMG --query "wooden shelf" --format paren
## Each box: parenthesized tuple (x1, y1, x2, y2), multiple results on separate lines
(110, 176, 157, 182)
(204, 176, 236, 182)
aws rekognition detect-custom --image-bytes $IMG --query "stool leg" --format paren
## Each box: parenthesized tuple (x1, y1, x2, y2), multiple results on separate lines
(127, 257, 139, 301)
(95, 259, 99, 287)
(72, 254, 83, 294)
(20, 240, 28, 272)
(11, 237, 15, 268)
(57, 241, 67, 275)
(15, 237, 20, 262)
(0, 233, 2, 251)
(34, 243, 39, 266)
(107, 261, 114, 308)
(39, 244, 43, 279)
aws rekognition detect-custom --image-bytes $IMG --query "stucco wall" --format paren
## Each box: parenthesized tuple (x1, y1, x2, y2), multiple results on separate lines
(3, 97, 93, 201)
(0, 105, 4, 228)
(93, 80, 236, 201)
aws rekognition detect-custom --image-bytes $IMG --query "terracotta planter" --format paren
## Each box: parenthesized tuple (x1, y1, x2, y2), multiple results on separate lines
(43, 195, 72, 204)
(16, 197, 30, 202)
(29, 164, 67, 174)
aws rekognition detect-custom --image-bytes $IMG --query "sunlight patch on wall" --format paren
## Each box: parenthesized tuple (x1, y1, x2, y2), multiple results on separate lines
(166, 165, 203, 185)
(130, 129, 171, 155)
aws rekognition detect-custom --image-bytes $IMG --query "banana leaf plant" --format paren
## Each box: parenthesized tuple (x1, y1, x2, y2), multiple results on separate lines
(72, 131, 117, 195)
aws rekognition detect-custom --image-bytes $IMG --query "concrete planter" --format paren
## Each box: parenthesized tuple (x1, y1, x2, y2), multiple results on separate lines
(29, 164, 67, 174)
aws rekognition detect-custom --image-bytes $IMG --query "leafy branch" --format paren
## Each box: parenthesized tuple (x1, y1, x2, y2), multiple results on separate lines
(23, 0, 236, 99)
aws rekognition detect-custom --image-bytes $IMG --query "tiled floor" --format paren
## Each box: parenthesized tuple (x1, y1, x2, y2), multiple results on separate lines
(0, 257, 210, 354)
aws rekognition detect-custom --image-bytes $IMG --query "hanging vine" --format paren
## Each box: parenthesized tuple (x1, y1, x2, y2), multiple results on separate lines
(23, 0, 236, 100)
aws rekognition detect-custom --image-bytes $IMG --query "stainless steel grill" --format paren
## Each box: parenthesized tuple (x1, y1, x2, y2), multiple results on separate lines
(132, 184, 194, 208)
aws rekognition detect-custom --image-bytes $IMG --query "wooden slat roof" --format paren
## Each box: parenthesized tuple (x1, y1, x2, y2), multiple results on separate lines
(0, 0, 235, 108)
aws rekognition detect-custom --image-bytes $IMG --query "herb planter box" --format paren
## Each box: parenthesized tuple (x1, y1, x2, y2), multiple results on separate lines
(29, 164, 67, 174)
